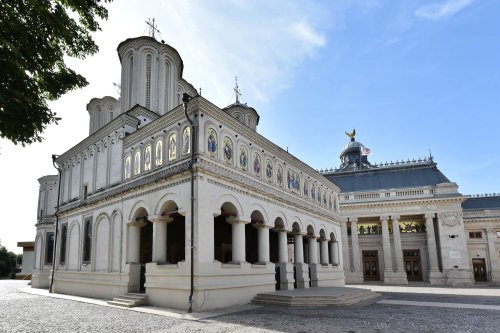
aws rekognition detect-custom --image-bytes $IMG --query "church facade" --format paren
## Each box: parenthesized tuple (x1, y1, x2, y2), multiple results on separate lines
(32, 35, 500, 311)
(32, 36, 344, 311)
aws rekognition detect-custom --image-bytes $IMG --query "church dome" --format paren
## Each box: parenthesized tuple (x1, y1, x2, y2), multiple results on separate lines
(338, 132, 372, 171)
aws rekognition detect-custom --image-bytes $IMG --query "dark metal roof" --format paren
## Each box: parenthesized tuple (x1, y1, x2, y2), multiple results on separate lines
(462, 196, 500, 210)
(325, 162, 450, 192)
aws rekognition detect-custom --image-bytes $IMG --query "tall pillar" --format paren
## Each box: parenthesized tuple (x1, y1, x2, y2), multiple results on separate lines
(127, 221, 145, 263)
(330, 241, 340, 266)
(294, 234, 304, 263)
(231, 221, 246, 263)
(340, 219, 350, 270)
(391, 215, 405, 273)
(152, 216, 172, 263)
(486, 229, 500, 283)
(278, 230, 288, 263)
(257, 225, 270, 263)
(308, 237, 318, 264)
(350, 217, 362, 273)
(320, 239, 329, 265)
(381, 215, 393, 276)
(425, 213, 444, 284)
(293, 233, 309, 288)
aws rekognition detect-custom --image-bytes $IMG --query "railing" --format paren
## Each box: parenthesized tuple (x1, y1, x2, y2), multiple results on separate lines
(342, 188, 433, 202)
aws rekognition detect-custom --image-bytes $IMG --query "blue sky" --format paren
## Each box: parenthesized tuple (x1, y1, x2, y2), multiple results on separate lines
(1, 0, 499, 252)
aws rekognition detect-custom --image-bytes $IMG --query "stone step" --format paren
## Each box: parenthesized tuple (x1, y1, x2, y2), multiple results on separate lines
(107, 293, 148, 308)
(252, 288, 381, 307)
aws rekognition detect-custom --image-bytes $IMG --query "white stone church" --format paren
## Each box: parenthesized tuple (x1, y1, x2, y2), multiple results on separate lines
(32, 35, 500, 311)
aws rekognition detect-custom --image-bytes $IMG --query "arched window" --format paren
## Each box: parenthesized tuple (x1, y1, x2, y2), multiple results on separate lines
(164, 62, 170, 113)
(134, 151, 141, 175)
(168, 133, 177, 161)
(128, 56, 134, 108)
(145, 54, 152, 109)
(155, 140, 163, 166)
(144, 145, 152, 171)
(124, 155, 131, 179)
(182, 127, 190, 156)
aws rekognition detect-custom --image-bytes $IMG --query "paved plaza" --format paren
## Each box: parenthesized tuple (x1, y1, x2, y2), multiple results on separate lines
(1, 280, 500, 333)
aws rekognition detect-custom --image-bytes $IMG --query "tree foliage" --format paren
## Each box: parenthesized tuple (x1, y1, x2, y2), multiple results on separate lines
(0, 244, 18, 278)
(0, 0, 111, 145)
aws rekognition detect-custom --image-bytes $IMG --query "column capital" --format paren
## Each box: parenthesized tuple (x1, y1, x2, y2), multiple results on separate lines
(424, 213, 435, 220)
(152, 215, 174, 223)
(349, 216, 358, 223)
(305, 234, 318, 240)
(253, 223, 271, 229)
(390, 214, 400, 221)
(340, 217, 349, 224)
(226, 217, 249, 225)
(127, 220, 146, 227)
(380, 215, 389, 222)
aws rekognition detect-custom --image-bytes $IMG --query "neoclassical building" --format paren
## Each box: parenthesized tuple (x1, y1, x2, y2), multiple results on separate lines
(322, 137, 500, 286)
(32, 36, 344, 311)
(32, 35, 500, 311)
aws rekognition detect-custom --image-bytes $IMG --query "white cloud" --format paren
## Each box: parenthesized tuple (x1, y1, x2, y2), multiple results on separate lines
(415, 0, 475, 20)
(155, 0, 328, 105)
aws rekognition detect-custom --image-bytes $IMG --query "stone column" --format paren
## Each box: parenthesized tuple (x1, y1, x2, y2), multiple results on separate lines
(127, 221, 145, 263)
(257, 225, 270, 263)
(487, 229, 500, 283)
(350, 217, 362, 273)
(278, 230, 289, 263)
(152, 216, 172, 263)
(231, 220, 246, 263)
(425, 213, 440, 274)
(294, 234, 304, 263)
(330, 241, 340, 266)
(340, 219, 350, 270)
(293, 233, 309, 288)
(391, 215, 405, 273)
(308, 237, 318, 264)
(380, 215, 393, 275)
(320, 239, 329, 265)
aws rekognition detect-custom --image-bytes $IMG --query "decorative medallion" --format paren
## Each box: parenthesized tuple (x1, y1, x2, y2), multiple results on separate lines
(277, 165, 283, 186)
(134, 151, 141, 175)
(207, 128, 217, 157)
(239, 146, 248, 170)
(182, 127, 191, 155)
(438, 212, 463, 227)
(144, 145, 152, 171)
(124, 156, 131, 179)
(265, 159, 273, 181)
(168, 133, 177, 161)
(287, 169, 300, 192)
(155, 140, 163, 166)
(254, 153, 261, 175)
(223, 137, 233, 163)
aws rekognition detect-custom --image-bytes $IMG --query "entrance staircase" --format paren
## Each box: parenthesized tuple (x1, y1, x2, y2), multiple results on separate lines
(107, 293, 148, 308)
(252, 287, 381, 307)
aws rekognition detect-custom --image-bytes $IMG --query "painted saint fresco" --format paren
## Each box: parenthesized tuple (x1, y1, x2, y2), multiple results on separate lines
(223, 137, 233, 163)
(239, 146, 248, 170)
(207, 128, 217, 157)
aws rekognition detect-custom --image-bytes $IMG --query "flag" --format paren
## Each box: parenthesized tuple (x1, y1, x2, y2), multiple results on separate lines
(361, 144, 372, 156)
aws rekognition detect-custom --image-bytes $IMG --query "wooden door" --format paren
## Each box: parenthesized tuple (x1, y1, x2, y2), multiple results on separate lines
(362, 251, 380, 281)
(403, 250, 422, 281)
(473, 259, 487, 282)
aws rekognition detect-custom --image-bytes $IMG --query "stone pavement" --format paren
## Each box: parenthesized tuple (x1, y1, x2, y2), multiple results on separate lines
(2, 280, 500, 332)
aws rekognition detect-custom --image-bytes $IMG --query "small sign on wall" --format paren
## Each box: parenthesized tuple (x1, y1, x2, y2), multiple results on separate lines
(449, 251, 460, 259)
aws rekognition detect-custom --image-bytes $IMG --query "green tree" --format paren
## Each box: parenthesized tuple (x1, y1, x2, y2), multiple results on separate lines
(0, 244, 18, 278)
(0, 0, 111, 146)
